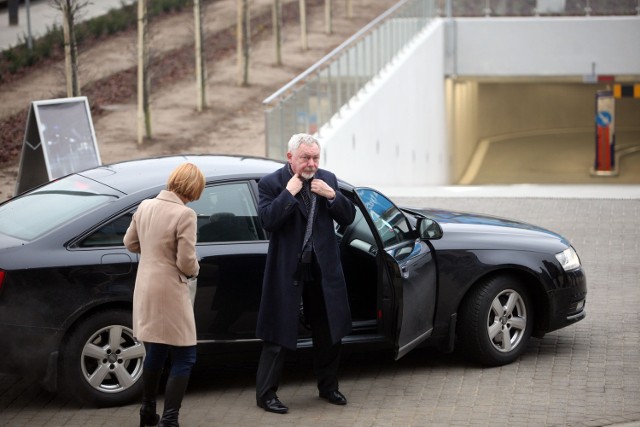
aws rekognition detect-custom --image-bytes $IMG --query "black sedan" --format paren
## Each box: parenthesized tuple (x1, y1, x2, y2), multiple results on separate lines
(0, 155, 587, 407)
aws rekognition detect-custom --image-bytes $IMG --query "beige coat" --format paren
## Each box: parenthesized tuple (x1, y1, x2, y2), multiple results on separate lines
(124, 190, 199, 346)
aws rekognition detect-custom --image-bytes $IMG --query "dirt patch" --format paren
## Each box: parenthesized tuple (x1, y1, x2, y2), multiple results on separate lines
(0, 0, 397, 201)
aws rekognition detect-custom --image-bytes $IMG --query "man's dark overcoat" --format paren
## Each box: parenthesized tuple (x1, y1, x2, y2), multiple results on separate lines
(256, 165, 356, 350)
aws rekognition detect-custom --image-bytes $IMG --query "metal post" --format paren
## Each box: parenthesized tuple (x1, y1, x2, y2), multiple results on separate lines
(327, 67, 333, 122)
(484, 0, 491, 16)
(336, 56, 343, 110)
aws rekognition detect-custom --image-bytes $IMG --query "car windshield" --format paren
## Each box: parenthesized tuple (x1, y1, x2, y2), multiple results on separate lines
(0, 176, 119, 241)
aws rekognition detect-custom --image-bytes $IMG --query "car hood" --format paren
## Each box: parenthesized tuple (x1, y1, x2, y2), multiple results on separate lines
(412, 208, 570, 253)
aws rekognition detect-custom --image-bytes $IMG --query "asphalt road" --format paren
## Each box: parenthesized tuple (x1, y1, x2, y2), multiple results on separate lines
(1, 195, 639, 427)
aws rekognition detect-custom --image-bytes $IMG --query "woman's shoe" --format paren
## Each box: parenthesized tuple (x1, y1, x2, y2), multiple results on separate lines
(139, 402, 160, 426)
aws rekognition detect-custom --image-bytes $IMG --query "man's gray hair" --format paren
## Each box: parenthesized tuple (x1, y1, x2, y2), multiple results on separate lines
(287, 133, 320, 153)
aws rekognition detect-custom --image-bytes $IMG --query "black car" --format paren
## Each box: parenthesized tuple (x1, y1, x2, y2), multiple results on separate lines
(0, 155, 587, 407)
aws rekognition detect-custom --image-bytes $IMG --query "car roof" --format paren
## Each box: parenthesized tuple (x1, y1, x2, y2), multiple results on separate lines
(79, 155, 285, 195)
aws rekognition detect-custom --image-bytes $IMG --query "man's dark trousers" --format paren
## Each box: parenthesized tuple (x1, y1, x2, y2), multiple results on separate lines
(256, 265, 341, 401)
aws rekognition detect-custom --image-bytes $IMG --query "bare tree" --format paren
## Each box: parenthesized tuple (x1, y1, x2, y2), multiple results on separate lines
(273, 0, 282, 65)
(237, 0, 250, 86)
(51, 0, 88, 97)
(194, 0, 207, 111)
(299, 0, 308, 50)
(137, 0, 151, 144)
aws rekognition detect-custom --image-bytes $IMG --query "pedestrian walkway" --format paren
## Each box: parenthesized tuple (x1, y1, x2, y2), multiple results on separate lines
(0, 0, 135, 52)
(377, 184, 640, 200)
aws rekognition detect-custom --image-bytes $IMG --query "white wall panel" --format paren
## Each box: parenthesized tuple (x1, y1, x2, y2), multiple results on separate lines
(320, 20, 448, 187)
(453, 17, 640, 77)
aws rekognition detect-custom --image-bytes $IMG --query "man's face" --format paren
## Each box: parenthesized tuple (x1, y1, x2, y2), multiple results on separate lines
(288, 143, 320, 180)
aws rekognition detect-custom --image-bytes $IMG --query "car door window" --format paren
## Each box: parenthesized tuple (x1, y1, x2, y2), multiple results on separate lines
(190, 182, 263, 243)
(355, 188, 411, 248)
(77, 212, 134, 248)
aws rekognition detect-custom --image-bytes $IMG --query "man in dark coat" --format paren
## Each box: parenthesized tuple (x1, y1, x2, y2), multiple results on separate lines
(255, 133, 356, 414)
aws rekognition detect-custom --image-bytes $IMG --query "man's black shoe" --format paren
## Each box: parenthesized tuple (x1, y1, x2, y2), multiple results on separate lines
(319, 390, 347, 405)
(257, 396, 289, 414)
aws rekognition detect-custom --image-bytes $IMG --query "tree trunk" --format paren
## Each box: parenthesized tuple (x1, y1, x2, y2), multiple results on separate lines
(137, 0, 151, 144)
(273, 0, 282, 65)
(237, 0, 250, 86)
(325, 0, 332, 34)
(299, 0, 307, 50)
(61, 0, 80, 97)
(194, 0, 207, 111)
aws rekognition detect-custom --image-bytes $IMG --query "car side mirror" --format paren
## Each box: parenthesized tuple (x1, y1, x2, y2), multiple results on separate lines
(416, 217, 443, 240)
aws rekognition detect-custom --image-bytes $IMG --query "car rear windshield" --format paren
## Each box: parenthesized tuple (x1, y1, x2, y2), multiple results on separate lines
(0, 176, 120, 241)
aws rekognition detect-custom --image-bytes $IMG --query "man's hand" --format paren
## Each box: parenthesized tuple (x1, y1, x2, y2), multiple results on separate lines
(311, 178, 336, 200)
(286, 173, 303, 196)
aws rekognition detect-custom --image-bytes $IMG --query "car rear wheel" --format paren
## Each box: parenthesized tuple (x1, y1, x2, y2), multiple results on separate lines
(59, 309, 145, 407)
(457, 275, 533, 366)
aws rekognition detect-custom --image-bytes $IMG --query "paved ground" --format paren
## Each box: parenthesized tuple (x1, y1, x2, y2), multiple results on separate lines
(1, 194, 639, 427)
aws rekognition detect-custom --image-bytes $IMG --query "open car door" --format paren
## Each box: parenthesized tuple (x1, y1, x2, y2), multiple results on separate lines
(354, 188, 437, 360)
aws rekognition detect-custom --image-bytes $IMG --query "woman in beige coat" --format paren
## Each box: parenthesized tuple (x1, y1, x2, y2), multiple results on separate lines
(124, 162, 205, 427)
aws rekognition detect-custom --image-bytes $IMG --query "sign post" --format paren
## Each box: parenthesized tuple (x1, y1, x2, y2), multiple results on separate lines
(591, 90, 617, 176)
(15, 97, 102, 195)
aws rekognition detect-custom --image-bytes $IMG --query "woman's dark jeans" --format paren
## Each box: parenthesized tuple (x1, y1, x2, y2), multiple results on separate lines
(143, 343, 196, 377)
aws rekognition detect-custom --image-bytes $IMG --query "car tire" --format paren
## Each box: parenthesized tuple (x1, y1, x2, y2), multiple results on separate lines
(457, 275, 533, 366)
(59, 309, 145, 407)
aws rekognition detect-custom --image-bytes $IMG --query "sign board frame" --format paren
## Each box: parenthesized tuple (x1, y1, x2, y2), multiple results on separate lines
(15, 96, 102, 195)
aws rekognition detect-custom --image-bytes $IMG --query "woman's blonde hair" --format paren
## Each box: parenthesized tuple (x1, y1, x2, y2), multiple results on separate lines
(167, 163, 205, 202)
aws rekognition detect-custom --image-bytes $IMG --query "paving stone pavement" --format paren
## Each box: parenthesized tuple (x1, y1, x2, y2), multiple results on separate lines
(0, 195, 639, 427)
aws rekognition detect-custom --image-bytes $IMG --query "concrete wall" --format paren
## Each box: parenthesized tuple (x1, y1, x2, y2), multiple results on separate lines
(452, 16, 640, 77)
(477, 82, 613, 138)
(446, 79, 479, 184)
(320, 19, 448, 187)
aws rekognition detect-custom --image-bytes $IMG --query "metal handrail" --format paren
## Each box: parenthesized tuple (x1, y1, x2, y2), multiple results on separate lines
(263, 0, 411, 105)
(263, 0, 436, 159)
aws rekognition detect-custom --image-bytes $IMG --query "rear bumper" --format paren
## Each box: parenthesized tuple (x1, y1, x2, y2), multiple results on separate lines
(0, 324, 61, 390)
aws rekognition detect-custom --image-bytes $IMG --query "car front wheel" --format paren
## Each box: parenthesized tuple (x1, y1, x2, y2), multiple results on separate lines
(59, 309, 145, 407)
(457, 275, 533, 366)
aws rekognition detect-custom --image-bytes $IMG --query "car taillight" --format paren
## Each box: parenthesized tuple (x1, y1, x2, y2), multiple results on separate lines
(0, 269, 5, 291)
